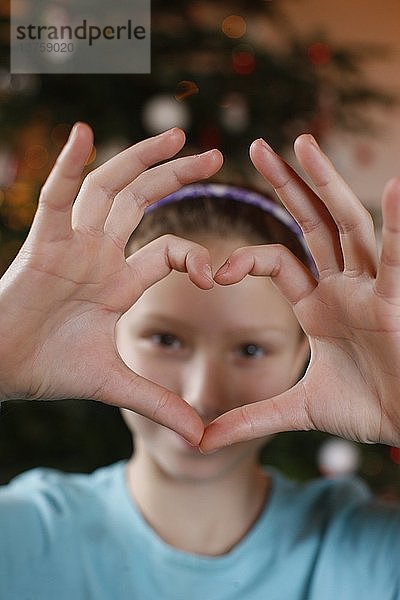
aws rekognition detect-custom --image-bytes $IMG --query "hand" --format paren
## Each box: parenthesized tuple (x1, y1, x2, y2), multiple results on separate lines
(201, 134, 400, 452)
(0, 123, 223, 444)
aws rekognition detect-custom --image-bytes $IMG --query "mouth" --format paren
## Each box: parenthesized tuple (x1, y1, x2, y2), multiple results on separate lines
(170, 430, 205, 454)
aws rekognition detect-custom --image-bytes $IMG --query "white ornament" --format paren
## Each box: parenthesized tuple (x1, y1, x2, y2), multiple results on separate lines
(318, 437, 360, 476)
(220, 93, 249, 133)
(142, 94, 190, 135)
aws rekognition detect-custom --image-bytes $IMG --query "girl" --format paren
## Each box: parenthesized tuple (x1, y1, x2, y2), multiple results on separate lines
(0, 123, 399, 599)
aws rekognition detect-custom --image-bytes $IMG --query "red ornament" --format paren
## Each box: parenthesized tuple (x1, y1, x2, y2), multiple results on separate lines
(390, 447, 400, 465)
(198, 124, 220, 150)
(232, 51, 255, 75)
(307, 42, 332, 66)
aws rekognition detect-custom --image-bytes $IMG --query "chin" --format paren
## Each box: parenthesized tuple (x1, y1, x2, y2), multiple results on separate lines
(148, 429, 261, 484)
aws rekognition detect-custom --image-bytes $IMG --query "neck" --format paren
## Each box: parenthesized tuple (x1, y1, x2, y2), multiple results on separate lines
(125, 448, 270, 556)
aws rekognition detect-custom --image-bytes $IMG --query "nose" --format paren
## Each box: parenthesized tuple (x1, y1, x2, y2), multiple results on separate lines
(181, 353, 232, 425)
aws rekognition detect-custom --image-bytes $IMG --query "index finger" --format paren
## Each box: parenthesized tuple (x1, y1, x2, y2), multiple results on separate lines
(72, 127, 187, 232)
(32, 125, 188, 243)
(30, 122, 93, 241)
(200, 382, 311, 452)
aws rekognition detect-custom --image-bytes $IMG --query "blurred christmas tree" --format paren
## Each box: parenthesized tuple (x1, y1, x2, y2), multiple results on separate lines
(0, 0, 399, 493)
(0, 0, 395, 255)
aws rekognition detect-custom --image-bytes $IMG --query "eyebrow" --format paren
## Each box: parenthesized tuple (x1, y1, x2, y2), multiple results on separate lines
(135, 313, 288, 337)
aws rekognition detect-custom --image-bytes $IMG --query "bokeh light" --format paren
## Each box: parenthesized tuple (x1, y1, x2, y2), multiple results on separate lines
(222, 15, 247, 39)
(1, 181, 36, 231)
(220, 92, 249, 132)
(318, 438, 360, 476)
(175, 80, 199, 102)
(142, 94, 190, 134)
(307, 42, 332, 66)
(390, 447, 400, 465)
(232, 45, 255, 75)
(24, 144, 49, 170)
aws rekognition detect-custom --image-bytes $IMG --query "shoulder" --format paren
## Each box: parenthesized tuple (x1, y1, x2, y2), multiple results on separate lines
(269, 466, 373, 522)
(2, 459, 126, 507)
(0, 461, 127, 557)
(268, 469, 400, 595)
(277, 469, 400, 593)
(269, 467, 400, 555)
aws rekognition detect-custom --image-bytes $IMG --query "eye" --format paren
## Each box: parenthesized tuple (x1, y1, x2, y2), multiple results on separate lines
(237, 343, 266, 359)
(150, 333, 182, 350)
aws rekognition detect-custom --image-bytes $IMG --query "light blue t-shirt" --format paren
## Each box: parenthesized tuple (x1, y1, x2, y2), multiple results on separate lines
(0, 459, 399, 600)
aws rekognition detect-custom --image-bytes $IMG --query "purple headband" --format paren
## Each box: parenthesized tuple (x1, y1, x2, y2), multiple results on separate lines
(145, 183, 317, 277)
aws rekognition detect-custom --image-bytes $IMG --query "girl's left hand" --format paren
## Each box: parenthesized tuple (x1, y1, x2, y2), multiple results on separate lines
(201, 134, 400, 452)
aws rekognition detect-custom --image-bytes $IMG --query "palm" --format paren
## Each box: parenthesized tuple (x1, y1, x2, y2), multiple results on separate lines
(0, 123, 223, 445)
(7, 233, 138, 403)
(295, 276, 400, 444)
(201, 134, 400, 451)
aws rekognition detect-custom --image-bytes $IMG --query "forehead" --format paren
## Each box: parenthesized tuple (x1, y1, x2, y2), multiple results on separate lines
(125, 237, 300, 336)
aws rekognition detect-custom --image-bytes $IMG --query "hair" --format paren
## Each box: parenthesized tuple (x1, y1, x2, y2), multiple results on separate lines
(127, 191, 310, 268)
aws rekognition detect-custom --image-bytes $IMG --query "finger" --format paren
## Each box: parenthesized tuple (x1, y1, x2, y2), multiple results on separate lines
(104, 149, 223, 248)
(375, 176, 400, 300)
(200, 381, 312, 452)
(72, 128, 186, 232)
(250, 138, 342, 278)
(30, 122, 93, 241)
(99, 358, 204, 445)
(213, 244, 316, 307)
(294, 134, 378, 277)
(127, 234, 214, 295)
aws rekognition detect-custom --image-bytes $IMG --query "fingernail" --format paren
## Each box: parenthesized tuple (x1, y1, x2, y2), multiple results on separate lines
(203, 264, 214, 283)
(159, 127, 183, 138)
(215, 259, 230, 277)
(68, 122, 80, 142)
(195, 149, 216, 159)
(259, 138, 275, 154)
(307, 134, 320, 149)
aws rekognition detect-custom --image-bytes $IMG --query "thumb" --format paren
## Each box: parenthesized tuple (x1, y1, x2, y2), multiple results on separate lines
(96, 357, 204, 445)
(200, 381, 312, 453)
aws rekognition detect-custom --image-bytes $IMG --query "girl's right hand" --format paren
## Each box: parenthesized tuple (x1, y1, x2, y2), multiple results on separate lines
(0, 123, 223, 444)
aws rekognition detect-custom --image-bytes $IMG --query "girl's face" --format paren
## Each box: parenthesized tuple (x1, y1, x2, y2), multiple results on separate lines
(116, 237, 309, 482)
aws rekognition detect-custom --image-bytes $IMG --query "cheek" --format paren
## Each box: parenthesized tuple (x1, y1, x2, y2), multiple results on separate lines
(121, 407, 162, 440)
(116, 336, 180, 391)
(237, 356, 300, 402)
(133, 355, 181, 396)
